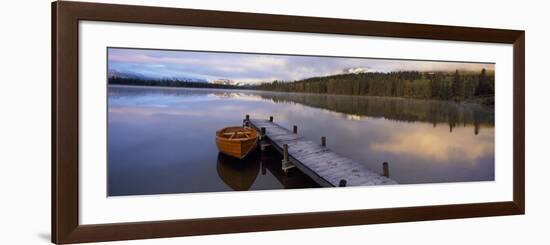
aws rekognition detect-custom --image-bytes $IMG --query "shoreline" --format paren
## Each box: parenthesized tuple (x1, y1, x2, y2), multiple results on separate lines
(108, 83, 495, 107)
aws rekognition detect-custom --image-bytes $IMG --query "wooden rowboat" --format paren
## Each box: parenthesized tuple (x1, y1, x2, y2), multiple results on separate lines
(215, 126, 258, 159)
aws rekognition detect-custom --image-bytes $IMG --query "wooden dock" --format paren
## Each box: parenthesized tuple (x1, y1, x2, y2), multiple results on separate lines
(246, 116, 397, 187)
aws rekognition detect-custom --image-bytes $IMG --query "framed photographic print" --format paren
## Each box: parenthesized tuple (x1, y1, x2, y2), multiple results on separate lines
(52, 1, 525, 244)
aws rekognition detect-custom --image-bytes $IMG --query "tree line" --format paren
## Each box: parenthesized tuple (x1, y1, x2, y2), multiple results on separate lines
(253, 69, 494, 103)
(109, 69, 495, 104)
(108, 77, 243, 90)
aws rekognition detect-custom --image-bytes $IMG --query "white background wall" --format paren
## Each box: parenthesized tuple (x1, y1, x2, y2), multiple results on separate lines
(0, 0, 548, 244)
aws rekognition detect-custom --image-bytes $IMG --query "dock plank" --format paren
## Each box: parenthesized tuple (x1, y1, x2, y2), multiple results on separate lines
(249, 119, 397, 187)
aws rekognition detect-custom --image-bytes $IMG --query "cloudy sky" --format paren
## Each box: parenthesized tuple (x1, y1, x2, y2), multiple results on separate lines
(108, 47, 494, 84)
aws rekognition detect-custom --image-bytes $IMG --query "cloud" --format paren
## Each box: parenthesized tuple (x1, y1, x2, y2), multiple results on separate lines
(108, 48, 495, 84)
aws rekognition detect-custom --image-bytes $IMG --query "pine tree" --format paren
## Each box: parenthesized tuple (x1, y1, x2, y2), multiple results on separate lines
(451, 69, 465, 100)
(475, 68, 494, 96)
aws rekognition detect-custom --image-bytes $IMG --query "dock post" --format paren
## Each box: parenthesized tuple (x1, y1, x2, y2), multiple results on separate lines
(382, 162, 389, 177)
(259, 127, 271, 151)
(260, 127, 266, 141)
(260, 160, 266, 175)
(321, 136, 326, 147)
(281, 144, 295, 173)
(293, 125, 298, 134)
(260, 143, 271, 151)
(269, 116, 273, 122)
(283, 144, 288, 162)
(339, 179, 347, 187)
(243, 114, 250, 127)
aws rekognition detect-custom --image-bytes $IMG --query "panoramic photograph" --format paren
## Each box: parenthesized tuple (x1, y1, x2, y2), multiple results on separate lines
(107, 47, 495, 196)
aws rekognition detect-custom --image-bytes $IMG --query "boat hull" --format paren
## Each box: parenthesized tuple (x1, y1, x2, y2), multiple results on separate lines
(216, 127, 258, 159)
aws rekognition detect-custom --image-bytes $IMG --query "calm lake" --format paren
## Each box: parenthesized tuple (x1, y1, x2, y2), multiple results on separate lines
(108, 85, 495, 196)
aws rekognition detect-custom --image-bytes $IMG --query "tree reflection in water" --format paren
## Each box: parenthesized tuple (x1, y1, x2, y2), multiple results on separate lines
(253, 92, 494, 135)
(108, 86, 495, 195)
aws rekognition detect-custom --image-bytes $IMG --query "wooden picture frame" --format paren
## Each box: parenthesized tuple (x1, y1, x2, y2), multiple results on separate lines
(52, 1, 525, 244)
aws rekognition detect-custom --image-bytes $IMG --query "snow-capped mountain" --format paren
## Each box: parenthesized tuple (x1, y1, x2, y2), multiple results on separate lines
(343, 67, 372, 74)
(108, 69, 146, 79)
(210, 79, 245, 86)
(108, 69, 207, 83)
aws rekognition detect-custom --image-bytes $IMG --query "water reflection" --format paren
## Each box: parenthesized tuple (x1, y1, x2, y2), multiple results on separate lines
(111, 86, 493, 134)
(216, 152, 260, 191)
(108, 85, 494, 196)
(215, 150, 320, 191)
(370, 124, 494, 163)
(250, 92, 494, 134)
(257, 150, 320, 189)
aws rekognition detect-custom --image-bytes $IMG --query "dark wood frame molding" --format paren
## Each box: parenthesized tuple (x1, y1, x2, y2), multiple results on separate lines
(52, 1, 525, 244)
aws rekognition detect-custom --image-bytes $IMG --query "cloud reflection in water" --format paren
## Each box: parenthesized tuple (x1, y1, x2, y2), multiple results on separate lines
(108, 85, 495, 196)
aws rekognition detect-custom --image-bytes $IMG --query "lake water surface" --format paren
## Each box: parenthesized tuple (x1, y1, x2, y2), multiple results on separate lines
(108, 85, 494, 196)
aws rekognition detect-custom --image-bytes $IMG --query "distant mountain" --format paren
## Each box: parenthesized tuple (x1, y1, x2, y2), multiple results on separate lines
(108, 69, 146, 80)
(210, 79, 245, 86)
(343, 67, 372, 74)
(107, 69, 207, 83)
